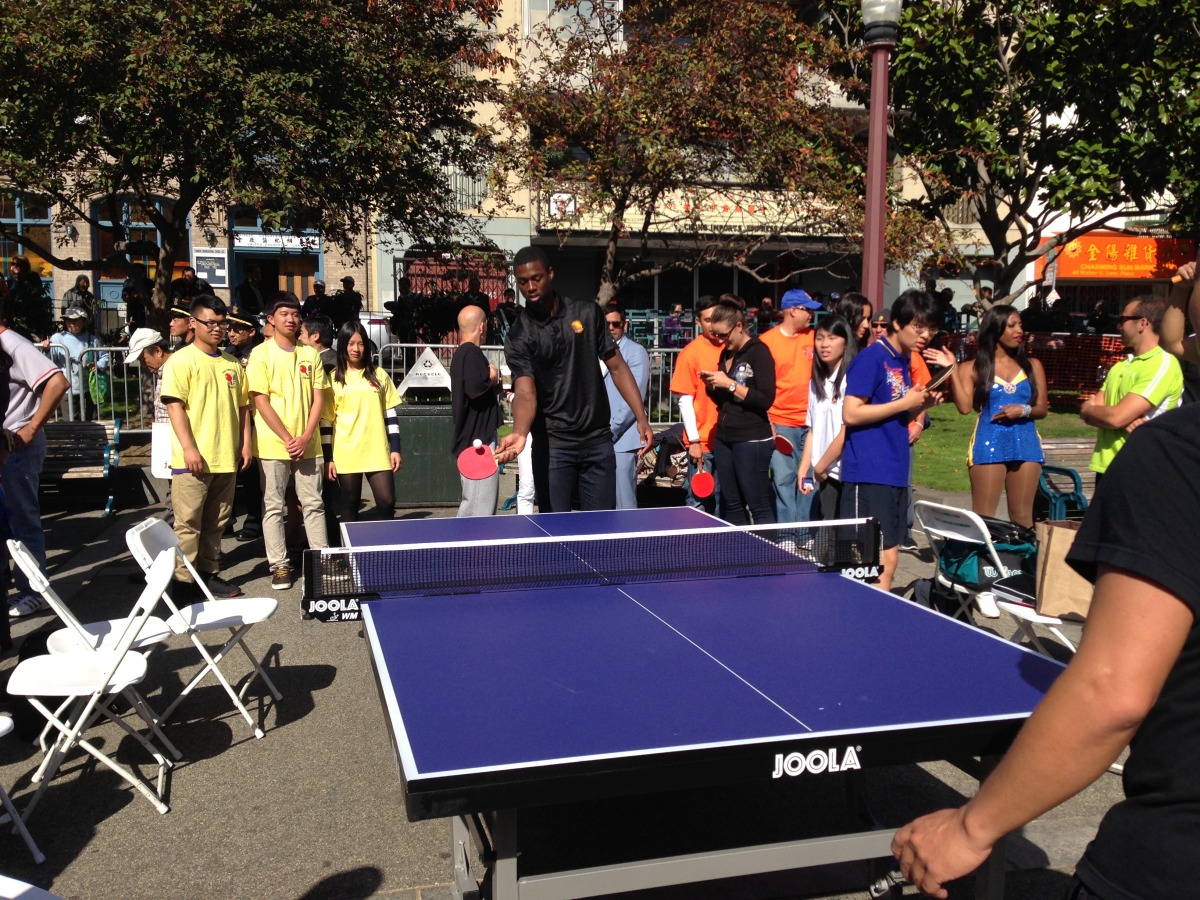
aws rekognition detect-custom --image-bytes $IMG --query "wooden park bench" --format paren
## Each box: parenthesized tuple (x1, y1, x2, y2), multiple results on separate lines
(1039, 437, 1096, 499)
(41, 419, 121, 515)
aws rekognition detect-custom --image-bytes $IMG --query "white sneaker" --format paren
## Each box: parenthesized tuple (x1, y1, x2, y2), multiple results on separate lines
(8, 593, 49, 619)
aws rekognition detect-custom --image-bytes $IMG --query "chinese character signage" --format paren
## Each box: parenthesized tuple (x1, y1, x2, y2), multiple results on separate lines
(1035, 232, 1195, 281)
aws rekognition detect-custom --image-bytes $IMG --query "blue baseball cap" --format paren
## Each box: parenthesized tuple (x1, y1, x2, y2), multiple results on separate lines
(780, 289, 822, 311)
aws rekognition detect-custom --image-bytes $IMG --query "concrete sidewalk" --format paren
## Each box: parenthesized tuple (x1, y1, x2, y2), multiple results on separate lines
(0, 479, 1114, 900)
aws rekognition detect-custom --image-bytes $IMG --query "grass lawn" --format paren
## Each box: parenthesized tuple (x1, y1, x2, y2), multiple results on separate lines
(913, 400, 1095, 493)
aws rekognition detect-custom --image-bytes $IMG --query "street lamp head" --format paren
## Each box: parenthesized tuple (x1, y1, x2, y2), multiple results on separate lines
(862, 0, 902, 45)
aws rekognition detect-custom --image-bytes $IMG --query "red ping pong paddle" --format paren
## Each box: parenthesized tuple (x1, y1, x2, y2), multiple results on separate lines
(691, 464, 715, 499)
(457, 440, 499, 480)
(773, 433, 794, 455)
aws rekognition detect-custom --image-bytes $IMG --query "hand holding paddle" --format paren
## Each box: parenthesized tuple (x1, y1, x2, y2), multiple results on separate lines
(690, 461, 715, 499)
(457, 439, 499, 480)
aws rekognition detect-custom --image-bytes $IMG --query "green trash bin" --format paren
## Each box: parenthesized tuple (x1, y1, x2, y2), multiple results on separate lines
(394, 397, 460, 507)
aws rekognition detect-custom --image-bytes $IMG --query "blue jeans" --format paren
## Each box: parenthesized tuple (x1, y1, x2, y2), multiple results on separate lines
(3, 430, 47, 594)
(713, 436, 776, 526)
(685, 450, 719, 513)
(533, 438, 617, 513)
(770, 424, 813, 523)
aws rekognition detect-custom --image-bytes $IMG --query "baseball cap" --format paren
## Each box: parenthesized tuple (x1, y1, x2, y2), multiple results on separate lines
(341, 276, 354, 285)
(780, 289, 822, 311)
(313, 279, 325, 289)
(125, 328, 165, 365)
(871, 312, 888, 326)
(62, 305, 88, 320)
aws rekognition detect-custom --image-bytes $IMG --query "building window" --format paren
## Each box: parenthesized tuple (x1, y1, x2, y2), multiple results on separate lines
(525, 0, 621, 37)
(0, 192, 54, 281)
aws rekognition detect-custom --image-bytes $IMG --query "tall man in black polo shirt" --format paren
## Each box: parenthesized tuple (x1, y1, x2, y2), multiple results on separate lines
(495, 247, 653, 512)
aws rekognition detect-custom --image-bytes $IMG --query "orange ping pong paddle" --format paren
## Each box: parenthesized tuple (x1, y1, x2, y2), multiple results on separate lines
(457, 439, 499, 480)
(773, 433, 794, 455)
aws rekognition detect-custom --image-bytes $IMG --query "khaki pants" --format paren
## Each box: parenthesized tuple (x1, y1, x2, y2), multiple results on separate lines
(260, 457, 327, 570)
(171, 471, 237, 583)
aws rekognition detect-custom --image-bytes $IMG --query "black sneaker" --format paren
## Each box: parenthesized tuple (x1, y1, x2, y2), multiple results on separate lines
(207, 575, 244, 599)
(271, 565, 293, 591)
(168, 579, 205, 603)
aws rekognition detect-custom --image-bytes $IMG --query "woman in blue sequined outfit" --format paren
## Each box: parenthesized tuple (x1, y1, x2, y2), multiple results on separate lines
(926, 305, 1047, 527)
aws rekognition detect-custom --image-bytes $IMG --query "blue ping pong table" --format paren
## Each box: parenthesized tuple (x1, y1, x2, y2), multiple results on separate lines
(347, 507, 1064, 900)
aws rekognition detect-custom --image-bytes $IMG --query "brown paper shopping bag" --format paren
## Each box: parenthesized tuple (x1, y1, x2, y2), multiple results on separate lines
(1035, 520, 1093, 620)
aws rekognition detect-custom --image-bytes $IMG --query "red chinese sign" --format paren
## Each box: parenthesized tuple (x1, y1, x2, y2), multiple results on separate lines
(1035, 232, 1195, 281)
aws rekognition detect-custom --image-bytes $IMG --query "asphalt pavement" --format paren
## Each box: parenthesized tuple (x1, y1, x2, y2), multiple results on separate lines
(0, 471, 1117, 900)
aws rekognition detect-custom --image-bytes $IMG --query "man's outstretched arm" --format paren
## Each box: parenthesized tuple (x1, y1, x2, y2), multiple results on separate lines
(892, 565, 1192, 898)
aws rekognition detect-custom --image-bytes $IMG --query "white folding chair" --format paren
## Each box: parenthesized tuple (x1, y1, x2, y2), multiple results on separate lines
(7, 551, 178, 819)
(0, 715, 44, 864)
(7, 539, 181, 766)
(125, 517, 282, 739)
(991, 573, 1080, 656)
(913, 500, 1010, 620)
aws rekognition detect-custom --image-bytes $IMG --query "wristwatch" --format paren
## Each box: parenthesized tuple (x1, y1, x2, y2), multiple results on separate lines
(727, 382, 738, 393)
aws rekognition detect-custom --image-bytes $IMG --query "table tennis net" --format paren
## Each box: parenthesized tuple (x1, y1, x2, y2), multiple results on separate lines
(304, 519, 880, 600)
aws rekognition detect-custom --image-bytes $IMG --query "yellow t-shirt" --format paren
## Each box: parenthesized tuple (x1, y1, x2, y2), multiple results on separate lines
(246, 339, 330, 460)
(159, 344, 249, 473)
(324, 366, 401, 473)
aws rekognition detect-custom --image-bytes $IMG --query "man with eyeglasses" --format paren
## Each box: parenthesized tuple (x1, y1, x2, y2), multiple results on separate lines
(247, 292, 330, 589)
(603, 305, 650, 509)
(760, 288, 821, 524)
(867, 312, 889, 344)
(1081, 296, 1182, 488)
(159, 296, 252, 599)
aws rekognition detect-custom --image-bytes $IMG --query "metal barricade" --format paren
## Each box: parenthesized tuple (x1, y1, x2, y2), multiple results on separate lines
(41, 345, 149, 425)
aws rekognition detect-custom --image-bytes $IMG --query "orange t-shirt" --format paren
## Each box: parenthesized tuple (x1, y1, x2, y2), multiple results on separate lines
(759, 325, 815, 427)
(910, 351, 931, 388)
(669, 336, 723, 450)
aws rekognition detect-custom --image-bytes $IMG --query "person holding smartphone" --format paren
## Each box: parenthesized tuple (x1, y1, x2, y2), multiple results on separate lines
(700, 296, 777, 525)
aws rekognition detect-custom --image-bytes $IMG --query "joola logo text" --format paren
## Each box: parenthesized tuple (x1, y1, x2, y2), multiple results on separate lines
(307, 598, 359, 614)
(772, 746, 862, 778)
(841, 566, 880, 580)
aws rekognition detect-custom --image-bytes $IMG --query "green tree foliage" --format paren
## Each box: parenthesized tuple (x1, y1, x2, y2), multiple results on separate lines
(826, 0, 1200, 300)
(0, 0, 499, 311)
(496, 1, 937, 303)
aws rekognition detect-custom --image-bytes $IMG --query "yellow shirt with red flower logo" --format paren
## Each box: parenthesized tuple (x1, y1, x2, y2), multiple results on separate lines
(246, 339, 330, 460)
(323, 366, 401, 473)
(159, 344, 249, 473)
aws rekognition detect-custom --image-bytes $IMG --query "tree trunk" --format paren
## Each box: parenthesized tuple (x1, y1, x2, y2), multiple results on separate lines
(147, 229, 186, 332)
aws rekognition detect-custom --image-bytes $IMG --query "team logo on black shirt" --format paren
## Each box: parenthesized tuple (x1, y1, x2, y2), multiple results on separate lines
(570, 320, 584, 334)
